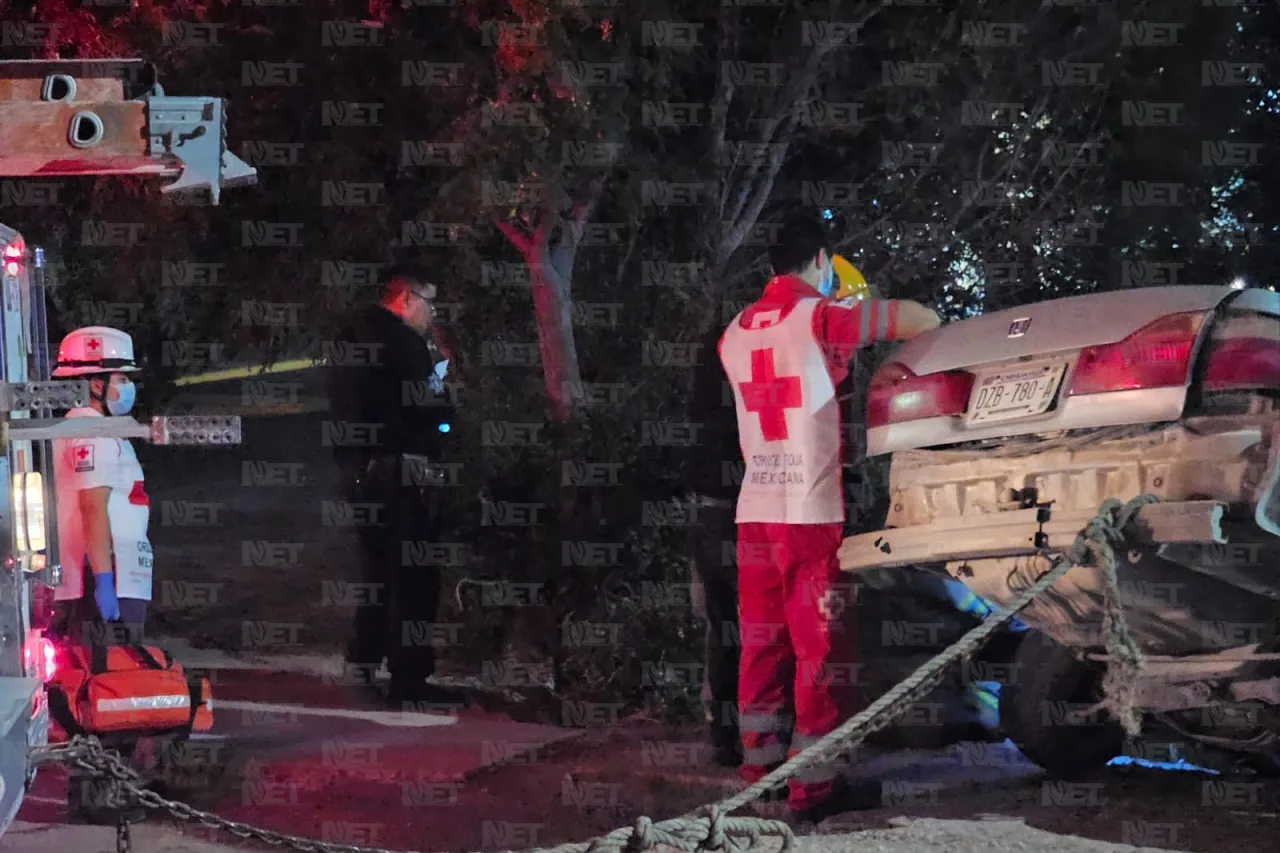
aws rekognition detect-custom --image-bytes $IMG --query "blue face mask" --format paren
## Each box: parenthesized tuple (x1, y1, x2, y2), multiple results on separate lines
(817, 259, 836, 297)
(107, 381, 136, 416)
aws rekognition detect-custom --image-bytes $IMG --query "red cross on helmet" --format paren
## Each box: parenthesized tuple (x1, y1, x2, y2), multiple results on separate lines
(52, 326, 140, 378)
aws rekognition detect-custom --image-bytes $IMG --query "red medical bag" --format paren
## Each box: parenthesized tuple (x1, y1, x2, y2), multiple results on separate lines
(48, 643, 214, 735)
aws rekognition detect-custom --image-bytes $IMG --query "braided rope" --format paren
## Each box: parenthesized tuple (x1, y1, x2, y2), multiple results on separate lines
(1088, 495, 1156, 737)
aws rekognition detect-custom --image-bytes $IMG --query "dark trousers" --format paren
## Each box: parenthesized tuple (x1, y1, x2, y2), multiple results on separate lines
(346, 468, 442, 690)
(51, 577, 148, 647)
(692, 501, 740, 753)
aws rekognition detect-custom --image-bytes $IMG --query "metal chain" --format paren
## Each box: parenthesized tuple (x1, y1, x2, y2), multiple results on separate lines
(32, 736, 462, 853)
(29, 496, 1156, 853)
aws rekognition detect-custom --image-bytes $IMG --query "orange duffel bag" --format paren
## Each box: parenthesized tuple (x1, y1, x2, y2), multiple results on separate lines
(48, 643, 214, 736)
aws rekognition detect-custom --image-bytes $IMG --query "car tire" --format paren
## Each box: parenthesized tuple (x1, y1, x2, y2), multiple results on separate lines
(1000, 631, 1125, 779)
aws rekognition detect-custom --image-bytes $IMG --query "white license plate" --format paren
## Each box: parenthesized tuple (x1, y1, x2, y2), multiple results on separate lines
(965, 361, 1068, 426)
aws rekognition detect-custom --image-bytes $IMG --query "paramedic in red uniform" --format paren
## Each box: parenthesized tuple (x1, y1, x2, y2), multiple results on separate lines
(50, 326, 153, 647)
(718, 214, 941, 824)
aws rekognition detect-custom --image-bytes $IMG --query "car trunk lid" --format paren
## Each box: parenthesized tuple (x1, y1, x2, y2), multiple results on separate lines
(890, 286, 1235, 376)
(865, 286, 1279, 455)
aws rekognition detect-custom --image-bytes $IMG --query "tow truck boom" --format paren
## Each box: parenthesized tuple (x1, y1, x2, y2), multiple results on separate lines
(0, 59, 257, 204)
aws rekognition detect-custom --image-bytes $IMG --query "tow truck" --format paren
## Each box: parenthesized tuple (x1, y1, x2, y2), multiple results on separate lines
(0, 59, 256, 837)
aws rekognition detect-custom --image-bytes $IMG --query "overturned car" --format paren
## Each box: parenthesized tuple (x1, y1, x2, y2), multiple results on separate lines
(846, 285, 1280, 777)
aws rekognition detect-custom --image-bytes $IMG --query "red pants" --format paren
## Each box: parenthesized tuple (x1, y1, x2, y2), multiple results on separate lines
(736, 522, 857, 809)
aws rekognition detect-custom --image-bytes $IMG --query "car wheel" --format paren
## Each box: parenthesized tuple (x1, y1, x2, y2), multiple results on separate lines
(1000, 631, 1125, 779)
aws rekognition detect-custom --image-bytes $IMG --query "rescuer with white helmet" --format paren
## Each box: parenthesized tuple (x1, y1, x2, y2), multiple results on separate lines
(49, 326, 153, 644)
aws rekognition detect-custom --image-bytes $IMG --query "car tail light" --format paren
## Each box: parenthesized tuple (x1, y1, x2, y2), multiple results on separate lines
(2, 238, 23, 277)
(867, 362, 975, 428)
(1201, 311, 1280, 393)
(1067, 311, 1205, 397)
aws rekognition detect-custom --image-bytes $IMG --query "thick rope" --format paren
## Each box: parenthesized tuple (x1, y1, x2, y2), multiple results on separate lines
(1086, 495, 1156, 737)
(32, 496, 1156, 853)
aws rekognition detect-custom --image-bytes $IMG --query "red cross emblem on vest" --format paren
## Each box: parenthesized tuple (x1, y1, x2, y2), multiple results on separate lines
(739, 348, 803, 441)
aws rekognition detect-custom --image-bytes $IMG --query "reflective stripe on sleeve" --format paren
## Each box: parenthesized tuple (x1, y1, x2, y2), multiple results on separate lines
(874, 301, 891, 340)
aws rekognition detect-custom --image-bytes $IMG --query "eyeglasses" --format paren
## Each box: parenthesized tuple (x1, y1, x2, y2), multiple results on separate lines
(408, 287, 437, 315)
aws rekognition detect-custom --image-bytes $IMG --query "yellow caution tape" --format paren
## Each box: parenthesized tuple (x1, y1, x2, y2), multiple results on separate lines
(171, 358, 317, 387)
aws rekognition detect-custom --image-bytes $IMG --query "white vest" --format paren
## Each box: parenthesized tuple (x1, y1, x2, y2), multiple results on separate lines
(54, 408, 153, 601)
(720, 299, 844, 524)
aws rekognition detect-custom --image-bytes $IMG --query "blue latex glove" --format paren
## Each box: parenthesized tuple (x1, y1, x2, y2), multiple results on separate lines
(94, 573, 120, 622)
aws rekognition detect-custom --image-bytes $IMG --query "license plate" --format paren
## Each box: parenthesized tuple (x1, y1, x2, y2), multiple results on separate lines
(965, 361, 1068, 426)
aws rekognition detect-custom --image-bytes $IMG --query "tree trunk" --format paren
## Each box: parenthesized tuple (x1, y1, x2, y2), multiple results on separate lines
(495, 209, 587, 423)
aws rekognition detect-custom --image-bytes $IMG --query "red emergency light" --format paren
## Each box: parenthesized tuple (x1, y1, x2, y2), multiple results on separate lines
(2, 238, 22, 277)
(24, 637, 57, 682)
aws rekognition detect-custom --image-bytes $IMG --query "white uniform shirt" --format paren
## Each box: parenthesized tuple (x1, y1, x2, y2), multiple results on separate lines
(720, 299, 844, 524)
(54, 407, 153, 602)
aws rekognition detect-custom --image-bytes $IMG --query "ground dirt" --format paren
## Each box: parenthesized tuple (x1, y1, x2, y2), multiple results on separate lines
(151, 718, 1278, 853)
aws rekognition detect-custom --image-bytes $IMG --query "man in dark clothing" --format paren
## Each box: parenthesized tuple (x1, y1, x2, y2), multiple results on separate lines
(327, 262, 460, 707)
(686, 320, 745, 767)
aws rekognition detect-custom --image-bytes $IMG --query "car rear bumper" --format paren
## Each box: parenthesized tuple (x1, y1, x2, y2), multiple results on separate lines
(845, 414, 1280, 655)
(839, 500, 1226, 572)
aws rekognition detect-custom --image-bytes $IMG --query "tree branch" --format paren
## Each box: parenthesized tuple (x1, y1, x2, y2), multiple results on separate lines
(725, 110, 799, 245)
(494, 216, 537, 255)
(720, 0, 890, 240)
(708, 10, 737, 178)
(750, 2, 888, 167)
(558, 172, 607, 259)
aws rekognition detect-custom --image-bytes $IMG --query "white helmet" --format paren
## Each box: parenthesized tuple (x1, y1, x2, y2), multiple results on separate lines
(52, 326, 140, 378)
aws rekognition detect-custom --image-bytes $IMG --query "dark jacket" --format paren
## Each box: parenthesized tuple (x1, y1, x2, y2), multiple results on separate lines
(326, 304, 454, 471)
(686, 323, 740, 502)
